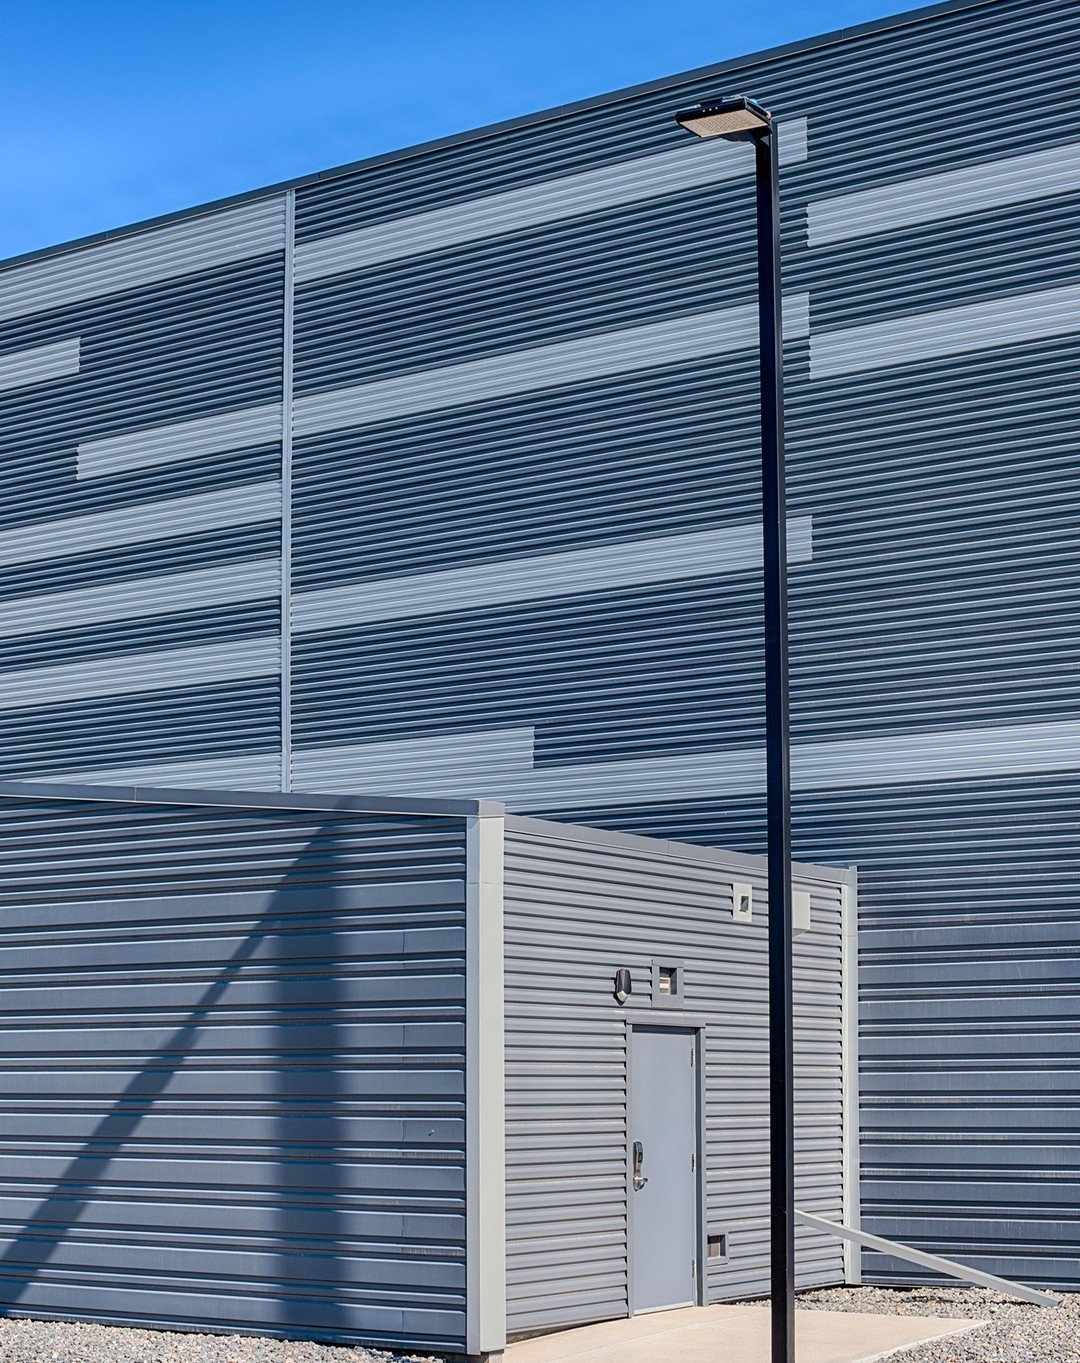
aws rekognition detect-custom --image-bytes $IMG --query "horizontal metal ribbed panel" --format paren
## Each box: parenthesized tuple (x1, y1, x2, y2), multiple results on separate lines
(547, 769, 1080, 1293)
(0, 199, 285, 780)
(0, 198, 285, 323)
(0, 794, 469, 1348)
(0, 0, 1078, 1306)
(281, 9, 1080, 1301)
(502, 820, 847, 1333)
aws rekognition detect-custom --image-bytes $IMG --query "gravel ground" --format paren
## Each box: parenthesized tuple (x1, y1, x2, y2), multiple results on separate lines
(798, 1284, 1080, 1361)
(0, 1318, 438, 1363)
(0, 1293, 1073, 1363)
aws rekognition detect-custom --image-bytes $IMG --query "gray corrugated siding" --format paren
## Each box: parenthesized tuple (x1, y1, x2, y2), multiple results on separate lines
(1, 0, 1079, 1293)
(548, 776, 1080, 1293)
(501, 819, 848, 1334)
(0, 794, 469, 1348)
(0, 201, 285, 780)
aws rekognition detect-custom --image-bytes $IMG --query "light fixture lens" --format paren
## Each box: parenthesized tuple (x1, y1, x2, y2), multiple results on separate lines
(675, 95, 772, 141)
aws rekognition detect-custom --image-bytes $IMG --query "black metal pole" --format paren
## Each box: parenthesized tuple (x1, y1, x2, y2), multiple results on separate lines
(755, 125, 795, 1363)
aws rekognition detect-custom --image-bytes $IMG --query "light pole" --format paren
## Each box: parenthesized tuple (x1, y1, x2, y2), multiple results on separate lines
(674, 95, 794, 1363)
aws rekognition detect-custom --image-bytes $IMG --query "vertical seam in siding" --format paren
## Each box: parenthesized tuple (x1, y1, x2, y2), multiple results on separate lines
(280, 189, 296, 792)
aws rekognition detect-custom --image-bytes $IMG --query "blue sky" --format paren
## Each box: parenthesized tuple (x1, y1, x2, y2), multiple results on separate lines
(2, 0, 919, 261)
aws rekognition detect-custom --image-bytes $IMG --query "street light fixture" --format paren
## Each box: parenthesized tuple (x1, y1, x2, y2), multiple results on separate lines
(675, 95, 795, 1363)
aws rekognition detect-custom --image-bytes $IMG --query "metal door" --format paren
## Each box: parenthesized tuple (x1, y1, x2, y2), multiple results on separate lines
(629, 1027, 699, 1313)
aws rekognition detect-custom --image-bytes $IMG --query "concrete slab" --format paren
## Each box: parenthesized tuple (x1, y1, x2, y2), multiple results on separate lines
(505, 1304, 988, 1363)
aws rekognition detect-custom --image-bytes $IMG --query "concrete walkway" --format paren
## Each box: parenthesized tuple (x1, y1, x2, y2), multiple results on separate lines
(505, 1304, 988, 1363)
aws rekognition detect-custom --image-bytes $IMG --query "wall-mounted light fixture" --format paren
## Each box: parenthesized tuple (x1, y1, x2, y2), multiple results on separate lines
(614, 968, 633, 1004)
(733, 882, 754, 924)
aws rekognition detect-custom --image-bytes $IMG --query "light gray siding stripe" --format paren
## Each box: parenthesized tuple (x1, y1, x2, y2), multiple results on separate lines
(76, 295, 809, 478)
(294, 294, 812, 437)
(0, 482, 281, 568)
(809, 138, 1080, 245)
(296, 118, 809, 282)
(0, 198, 286, 324)
(287, 717, 1080, 805)
(0, 635, 278, 712)
(0, 560, 280, 638)
(77, 403, 283, 480)
(34, 750, 283, 790)
(811, 281, 1080, 378)
(293, 516, 814, 632)
(0, 338, 80, 394)
(295, 727, 535, 792)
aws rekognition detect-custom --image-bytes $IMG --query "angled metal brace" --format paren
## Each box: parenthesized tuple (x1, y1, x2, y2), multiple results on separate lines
(795, 1209, 1059, 1308)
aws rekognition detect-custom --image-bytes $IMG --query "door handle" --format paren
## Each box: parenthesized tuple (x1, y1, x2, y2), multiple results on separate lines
(632, 1140, 648, 1191)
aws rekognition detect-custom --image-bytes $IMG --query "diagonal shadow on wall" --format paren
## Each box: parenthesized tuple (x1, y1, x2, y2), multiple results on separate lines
(0, 816, 353, 1335)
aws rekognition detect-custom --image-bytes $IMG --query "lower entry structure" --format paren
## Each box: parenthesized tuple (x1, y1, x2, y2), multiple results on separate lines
(0, 780, 855, 1355)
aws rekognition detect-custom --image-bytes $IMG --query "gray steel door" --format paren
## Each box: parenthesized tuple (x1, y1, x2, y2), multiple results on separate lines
(629, 1027, 698, 1313)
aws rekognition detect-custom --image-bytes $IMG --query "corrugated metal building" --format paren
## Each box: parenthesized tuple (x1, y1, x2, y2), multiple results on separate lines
(0, 779, 851, 1350)
(0, 0, 1077, 1297)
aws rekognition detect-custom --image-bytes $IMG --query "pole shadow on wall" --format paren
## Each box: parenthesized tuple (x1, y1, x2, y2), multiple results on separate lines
(0, 818, 355, 1338)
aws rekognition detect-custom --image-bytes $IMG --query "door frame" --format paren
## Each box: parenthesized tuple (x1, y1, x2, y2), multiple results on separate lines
(625, 1016, 708, 1315)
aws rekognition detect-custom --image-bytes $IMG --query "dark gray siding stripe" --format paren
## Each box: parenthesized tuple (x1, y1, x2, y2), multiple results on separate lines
(0, 680, 279, 782)
(796, 192, 1080, 334)
(294, 296, 809, 436)
(0, 199, 285, 322)
(295, 119, 808, 281)
(85, 296, 808, 481)
(289, 355, 772, 594)
(0, 254, 285, 527)
(808, 136, 1080, 245)
(293, 517, 812, 632)
(0, 339, 80, 393)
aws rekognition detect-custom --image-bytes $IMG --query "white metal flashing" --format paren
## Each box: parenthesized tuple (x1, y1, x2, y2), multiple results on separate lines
(465, 813, 507, 1356)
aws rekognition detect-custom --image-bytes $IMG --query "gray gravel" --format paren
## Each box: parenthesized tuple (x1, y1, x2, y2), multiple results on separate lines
(0, 1317, 438, 1363)
(798, 1284, 1080, 1361)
